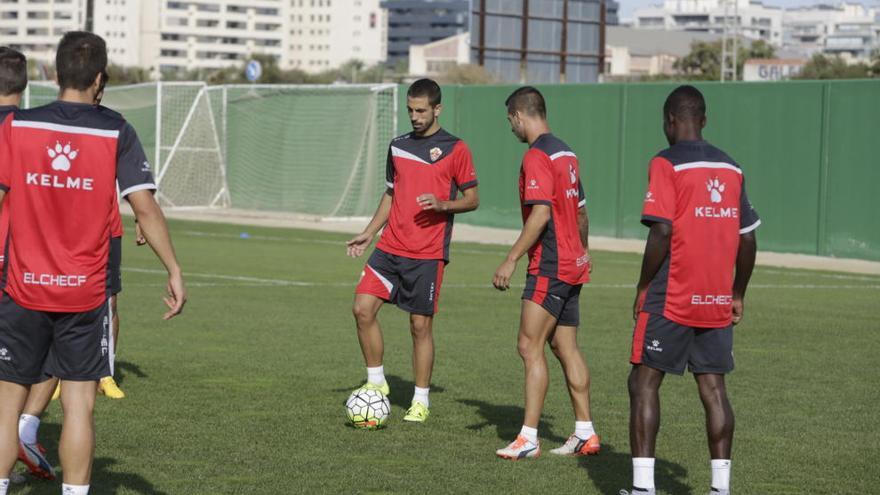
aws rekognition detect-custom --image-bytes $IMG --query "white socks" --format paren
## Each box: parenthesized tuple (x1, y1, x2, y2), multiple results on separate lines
(633, 457, 656, 490)
(0, 478, 8, 495)
(711, 459, 731, 491)
(412, 386, 430, 407)
(19, 414, 40, 445)
(366, 365, 385, 386)
(62, 484, 89, 495)
(519, 425, 538, 444)
(574, 420, 595, 439)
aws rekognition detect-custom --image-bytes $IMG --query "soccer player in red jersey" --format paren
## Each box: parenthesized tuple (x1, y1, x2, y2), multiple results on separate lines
(492, 87, 600, 460)
(346, 79, 479, 422)
(0, 33, 186, 495)
(625, 86, 759, 495)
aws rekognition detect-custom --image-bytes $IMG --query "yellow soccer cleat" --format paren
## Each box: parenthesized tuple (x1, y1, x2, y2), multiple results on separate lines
(358, 380, 390, 396)
(402, 401, 430, 423)
(98, 376, 126, 399)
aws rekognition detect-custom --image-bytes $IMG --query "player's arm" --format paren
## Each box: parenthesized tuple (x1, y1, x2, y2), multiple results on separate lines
(578, 205, 591, 272)
(417, 186, 479, 214)
(732, 231, 757, 325)
(346, 190, 392, 258)
(492, 204, 551, 291)
(633, 222, 671, 320)
(128, 190, 186, 320)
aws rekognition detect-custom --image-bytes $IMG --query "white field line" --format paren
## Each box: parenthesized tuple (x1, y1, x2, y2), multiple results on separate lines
(122, 268, 880, 290)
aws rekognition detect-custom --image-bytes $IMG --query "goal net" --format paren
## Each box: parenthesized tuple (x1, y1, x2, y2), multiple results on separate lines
(23, 82, 398, 218)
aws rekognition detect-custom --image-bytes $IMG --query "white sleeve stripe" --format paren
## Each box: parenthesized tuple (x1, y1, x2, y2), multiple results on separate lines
(578, 199, 586, 207)
(120, 183, 157, 198)
(739, 219, 761, 234)
(385, 181, 394, 189)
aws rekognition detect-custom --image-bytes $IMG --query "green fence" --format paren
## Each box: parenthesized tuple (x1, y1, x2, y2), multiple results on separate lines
(397, 80, 880, 262)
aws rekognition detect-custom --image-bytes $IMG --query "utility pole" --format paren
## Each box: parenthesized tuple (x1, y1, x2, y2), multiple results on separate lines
(720, 0, 739, 82)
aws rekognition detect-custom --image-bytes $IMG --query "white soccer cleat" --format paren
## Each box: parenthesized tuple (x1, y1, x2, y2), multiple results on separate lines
(495, 435, 540, 460)
(549, 433, 601, 456)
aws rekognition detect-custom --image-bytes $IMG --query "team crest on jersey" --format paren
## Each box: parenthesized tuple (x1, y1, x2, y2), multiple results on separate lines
(47, 142, 78, 172)
(0, 347, 10, 362)
(707, 178, 725, 204)
(429, 147, 442, 162)
(569, 163, 577, 184)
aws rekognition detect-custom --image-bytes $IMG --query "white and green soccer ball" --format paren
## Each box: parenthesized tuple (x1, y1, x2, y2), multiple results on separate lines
(345, 388, 390, 430)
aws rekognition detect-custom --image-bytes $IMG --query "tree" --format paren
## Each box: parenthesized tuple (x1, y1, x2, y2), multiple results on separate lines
(106, 64, 151, 85)
(674, 39, 776, 80)
(794, 54, 871, 80)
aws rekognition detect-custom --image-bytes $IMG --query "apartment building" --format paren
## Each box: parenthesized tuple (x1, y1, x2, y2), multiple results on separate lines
(633, 0, 784, 45)
(0, 0, 88, 65)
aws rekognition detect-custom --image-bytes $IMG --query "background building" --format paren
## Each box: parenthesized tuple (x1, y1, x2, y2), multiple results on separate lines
(604, 26, 718, 78)
(0, 0, 88, 66)
(633, 0, 783, 45)
(471, 0, 606, 84)
(782, 2, 879, 60)
(408, 32, 470, 77)
(2, 0, 387, 77)
(381, 0, 469, 68)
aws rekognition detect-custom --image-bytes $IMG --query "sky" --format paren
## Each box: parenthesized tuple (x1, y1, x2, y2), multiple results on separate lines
(618, 0, 878, 19)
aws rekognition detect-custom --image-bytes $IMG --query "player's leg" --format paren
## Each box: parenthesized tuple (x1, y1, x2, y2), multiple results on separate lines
(690, 326, 736, 495)
(393, 257, 443, 422)
(99, 237, 124, 399)
(0, 381, 28, 489)
(626, 312, 691, 494)
(352, 250, 399, 395)
(548, 324, 600, 456)
(496, 298, 557, 460)
(47, 299, 113, 493)
(352, 294, 387, 392)
(98, 295, 124, 399)
(0, 295, 54, 489)
(58, 380, 97, 486)
(17, 376, 58, 480)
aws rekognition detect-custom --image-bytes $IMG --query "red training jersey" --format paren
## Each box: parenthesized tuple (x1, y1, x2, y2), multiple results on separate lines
(376, 129, 478, 262)
(0, 105, 17, 273)
(640, 140, 761, 328)
(0, 101, 156, 312)
(519, 134, 590, 286)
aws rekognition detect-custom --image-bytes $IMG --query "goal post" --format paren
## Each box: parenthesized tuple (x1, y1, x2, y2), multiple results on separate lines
(22, 81, 397, 218)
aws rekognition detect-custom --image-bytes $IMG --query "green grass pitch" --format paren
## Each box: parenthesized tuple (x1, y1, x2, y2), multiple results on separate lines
(13, 218, 879, 494)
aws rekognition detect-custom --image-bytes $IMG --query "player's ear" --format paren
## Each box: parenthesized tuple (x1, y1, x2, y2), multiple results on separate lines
(433, 103, 442, 118)
(700, 114, 707, 129)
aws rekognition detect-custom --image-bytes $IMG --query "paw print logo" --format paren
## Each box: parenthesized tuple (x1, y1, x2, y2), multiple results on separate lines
(569, 163, 577, 184)
(706, 178, 725, 204)
(652, 340, 660, 347)
(47, 142, 78, 172)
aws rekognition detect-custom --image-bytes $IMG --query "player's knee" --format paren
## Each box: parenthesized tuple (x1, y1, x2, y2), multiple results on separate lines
(409, 318, 432, 338)
(517, 337, 540, 360)
(352, 302, 376, 325)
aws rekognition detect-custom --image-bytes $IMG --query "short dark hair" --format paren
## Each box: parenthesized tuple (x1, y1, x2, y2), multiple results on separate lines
(505, 86, 546, 119)
(407, 78, 441, 106)
(0, 47, 27, 96)
(56, 31, 107, 91)
(663, 85, 706, 121)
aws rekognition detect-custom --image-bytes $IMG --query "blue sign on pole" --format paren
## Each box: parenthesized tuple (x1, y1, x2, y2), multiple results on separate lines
(245, 60, 262, 82)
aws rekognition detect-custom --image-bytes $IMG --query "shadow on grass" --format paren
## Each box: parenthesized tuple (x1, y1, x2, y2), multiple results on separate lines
(14, 423, 168, 495)
(578, 442, 691, 495)
(457, 398, 567, 444)
(113, 360, 148, 387)
(332, 375, 446, 410)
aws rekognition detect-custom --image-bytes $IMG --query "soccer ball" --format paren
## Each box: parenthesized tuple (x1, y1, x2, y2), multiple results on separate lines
(345, 388, 390, 430)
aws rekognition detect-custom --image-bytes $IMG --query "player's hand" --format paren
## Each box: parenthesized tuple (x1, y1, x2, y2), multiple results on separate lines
(584, 250, 593, 274)
(346, 232, 373, 258)
(417, 194, 446, 212)
(493, 259, 517, 291)
(163, 271, 186, 320)
(633, 288, 647, 321)
(732, 297, 744, 325)
(134, 222, 146, 246)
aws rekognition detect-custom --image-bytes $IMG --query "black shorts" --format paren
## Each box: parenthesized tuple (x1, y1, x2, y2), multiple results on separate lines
(108, 236, 122, 295)
(355, 249, 445, 316)
(521, 275, 582, 327)
(630, 312, 734, 375)
(0, 294, 113, 384)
